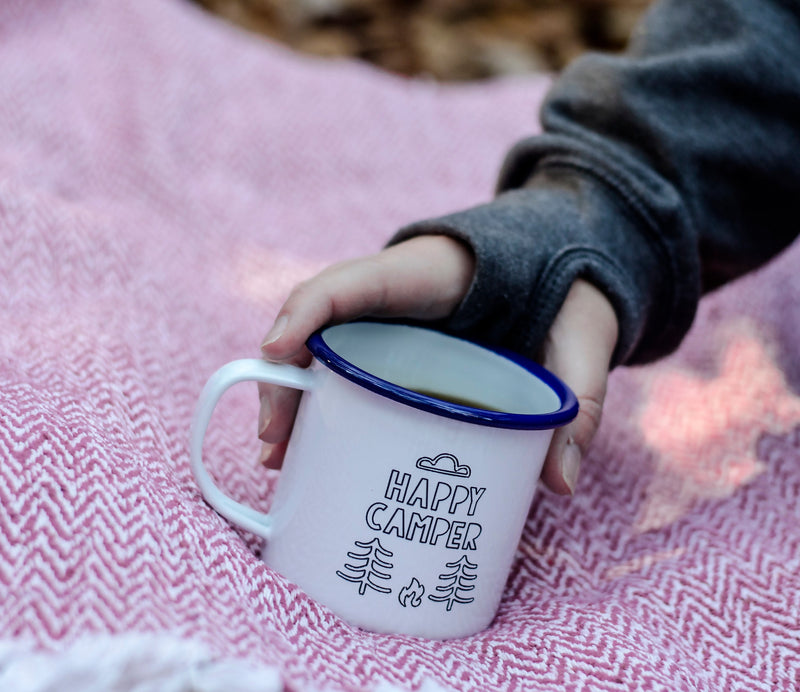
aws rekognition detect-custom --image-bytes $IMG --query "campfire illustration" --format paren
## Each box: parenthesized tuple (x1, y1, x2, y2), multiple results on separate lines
(398, 577, 425, 608)
(415, 453, 471, 478)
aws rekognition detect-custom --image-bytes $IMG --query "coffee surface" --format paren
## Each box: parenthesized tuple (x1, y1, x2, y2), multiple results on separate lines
(408, 387, 502, 412)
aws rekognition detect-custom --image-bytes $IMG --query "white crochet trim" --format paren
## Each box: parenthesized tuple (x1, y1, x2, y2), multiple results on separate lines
(0, 634, 452, 692)
(0, 634, 282, 692)
(374, 682, 452, 692)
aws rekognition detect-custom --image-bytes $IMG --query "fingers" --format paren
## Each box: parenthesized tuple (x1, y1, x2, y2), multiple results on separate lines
(260, 236, 475, 363)
(256, 235, 475, 470)
(257, 364, 305, 444)
(256, 348, 311, 470)
(539, 279, 618, 495)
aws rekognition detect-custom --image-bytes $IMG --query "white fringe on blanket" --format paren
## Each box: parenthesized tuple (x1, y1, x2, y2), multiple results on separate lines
(0, 634, 281, 692)
(0, 634, 450, 692)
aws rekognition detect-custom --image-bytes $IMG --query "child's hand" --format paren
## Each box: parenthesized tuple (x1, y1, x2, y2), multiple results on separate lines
(257, 235, 475, 467)
(537, 278, 618, 495)
(257, 235, 618, 496)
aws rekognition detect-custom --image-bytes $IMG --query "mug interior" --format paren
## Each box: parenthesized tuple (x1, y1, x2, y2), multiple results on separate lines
(308, 322, 577, 430)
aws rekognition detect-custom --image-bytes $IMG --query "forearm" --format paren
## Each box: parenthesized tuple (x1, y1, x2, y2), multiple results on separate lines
(393, 0, 800, 366)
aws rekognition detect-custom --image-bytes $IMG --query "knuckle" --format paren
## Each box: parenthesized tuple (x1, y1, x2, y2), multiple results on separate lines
(286, 277, 317, 304)
(574, 393, 605, 446)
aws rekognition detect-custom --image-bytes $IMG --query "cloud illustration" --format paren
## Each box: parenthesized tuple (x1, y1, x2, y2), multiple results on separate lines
(416, 453, 471, 478)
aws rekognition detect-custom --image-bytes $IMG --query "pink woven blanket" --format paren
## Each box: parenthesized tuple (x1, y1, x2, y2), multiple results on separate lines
(1, 1, 798, 689)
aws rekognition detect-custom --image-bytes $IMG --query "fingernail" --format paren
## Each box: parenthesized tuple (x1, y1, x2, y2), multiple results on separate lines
(259, 441, 284, 470)
(258, 396, 271, 438)
(561, 438, 581, 495)
(261, 314, 288, 350)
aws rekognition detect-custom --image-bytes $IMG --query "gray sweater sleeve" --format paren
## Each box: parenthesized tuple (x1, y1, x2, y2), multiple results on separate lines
(390, 0, 800, 366)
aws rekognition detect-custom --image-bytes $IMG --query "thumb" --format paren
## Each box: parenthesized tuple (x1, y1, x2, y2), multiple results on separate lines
(539, 280, 618, 495)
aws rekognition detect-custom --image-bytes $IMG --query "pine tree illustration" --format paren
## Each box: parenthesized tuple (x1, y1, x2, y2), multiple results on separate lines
(428, 555, 478, 611)
(336, 537, 394, 595)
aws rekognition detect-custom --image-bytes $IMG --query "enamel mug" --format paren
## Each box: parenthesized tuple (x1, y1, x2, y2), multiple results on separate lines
(190, 321, 577, 639)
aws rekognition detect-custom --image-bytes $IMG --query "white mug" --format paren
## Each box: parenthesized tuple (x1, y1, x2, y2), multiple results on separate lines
(190, 321, 577, 639)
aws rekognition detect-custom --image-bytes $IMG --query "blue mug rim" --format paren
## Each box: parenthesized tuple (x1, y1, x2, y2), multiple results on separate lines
(306, 322, 578, 430)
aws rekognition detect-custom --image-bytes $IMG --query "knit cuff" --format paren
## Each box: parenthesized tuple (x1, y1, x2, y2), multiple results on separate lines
(390, 160, 697, 367)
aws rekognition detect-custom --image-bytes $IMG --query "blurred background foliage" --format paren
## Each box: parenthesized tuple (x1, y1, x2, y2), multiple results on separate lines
(192, 0, 651, 81)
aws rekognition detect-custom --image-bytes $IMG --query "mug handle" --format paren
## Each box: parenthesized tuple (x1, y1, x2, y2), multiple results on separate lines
(189, 358, 317, 539)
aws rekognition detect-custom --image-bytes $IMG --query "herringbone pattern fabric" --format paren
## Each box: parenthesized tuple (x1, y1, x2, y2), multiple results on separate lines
(0, 1, 798, 689)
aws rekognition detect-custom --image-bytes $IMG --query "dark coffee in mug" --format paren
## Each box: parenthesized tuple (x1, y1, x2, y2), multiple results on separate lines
(407, 387, 503, 412)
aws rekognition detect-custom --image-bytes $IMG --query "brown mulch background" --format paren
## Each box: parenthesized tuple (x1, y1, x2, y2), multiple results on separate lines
(192, 0, 651, 81)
